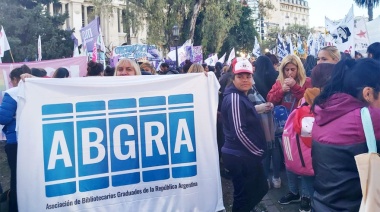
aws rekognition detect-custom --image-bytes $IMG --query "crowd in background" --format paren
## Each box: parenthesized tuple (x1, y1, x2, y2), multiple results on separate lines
(0, 42, 380, 212)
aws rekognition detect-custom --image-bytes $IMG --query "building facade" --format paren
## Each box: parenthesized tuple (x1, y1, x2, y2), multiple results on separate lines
(278, 0, 309, 29)
(249, 0, 310, 40)
(50, 0, 147, 51)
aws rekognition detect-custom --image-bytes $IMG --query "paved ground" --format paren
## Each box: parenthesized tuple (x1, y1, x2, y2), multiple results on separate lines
(221, 168, 300, 212)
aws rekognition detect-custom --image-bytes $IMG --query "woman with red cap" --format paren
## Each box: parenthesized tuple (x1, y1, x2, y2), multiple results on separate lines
(221, 59, 271, 212)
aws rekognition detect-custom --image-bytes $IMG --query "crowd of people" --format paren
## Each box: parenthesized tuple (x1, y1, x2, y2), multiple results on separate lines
(0, 41, 380, 212)
(219, 42, 380, 212)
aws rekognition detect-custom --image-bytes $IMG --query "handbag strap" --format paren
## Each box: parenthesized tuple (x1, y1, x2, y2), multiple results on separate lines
(361, 107, 377, 153)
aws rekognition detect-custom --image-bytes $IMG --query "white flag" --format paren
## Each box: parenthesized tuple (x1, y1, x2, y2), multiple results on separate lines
(204, 54, 218, 66)
(307, 33, 315, 56)
(355, 18, 370, 53)
(226, 48, 235, 65)
(97, 27, 106, 52)
(71, 33, 80, 57)
(167, 49, 177, 61)
(182, 39, 193, 47)
(38, 35, 42, 61)
(252, 36, 261, 57)
(0, 26, 11, 58)
(316, 33, 325, 51)
(325, 6, 355, 57)
(366, 16, 380, 44)
(218, 53, 226, 64)
(286, 35, 294, 55)
(167, 39, 192, 62)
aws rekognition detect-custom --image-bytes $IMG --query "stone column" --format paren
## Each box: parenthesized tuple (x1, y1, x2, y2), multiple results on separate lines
(49, 3, 54, 16)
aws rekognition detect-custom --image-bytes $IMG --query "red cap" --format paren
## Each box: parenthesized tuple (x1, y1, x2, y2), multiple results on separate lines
(233, 60, 253, 74)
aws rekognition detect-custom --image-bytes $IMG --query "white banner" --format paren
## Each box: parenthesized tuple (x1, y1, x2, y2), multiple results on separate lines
(17, 73, 223, 212)
(325, 6, 355, 57)
(355, 18, 370, 54)
(366, 16, 380, 44)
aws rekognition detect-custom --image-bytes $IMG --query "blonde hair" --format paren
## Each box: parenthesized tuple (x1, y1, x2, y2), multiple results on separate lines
(140, 62, 156, 75)
(222, 66, 229, 74)
(187, 64, 204, 73)
(278, 55, 307, 86)
(319, 46, 341, 62)
(115, 58, 142, 76)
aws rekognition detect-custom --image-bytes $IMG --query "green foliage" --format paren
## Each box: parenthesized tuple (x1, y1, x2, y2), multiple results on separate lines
(0, 0, 73, 62)
(118, 0, 248, 57)
(283, 24, 310, 41)
(122, 0, 191, 49)
(200, 1, 241, 56)
(16, 0, 59, 9)
(257, 0, 275, 20)
(220, 6, 258, 58)
(260, 26, 279, 53)
(354, 0, 380, 21)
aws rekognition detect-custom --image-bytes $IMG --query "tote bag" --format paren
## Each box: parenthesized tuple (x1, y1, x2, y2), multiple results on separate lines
(355, 107, 380, 212)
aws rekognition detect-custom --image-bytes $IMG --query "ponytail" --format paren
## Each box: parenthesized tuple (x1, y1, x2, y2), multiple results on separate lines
(312, 59, 355, 111)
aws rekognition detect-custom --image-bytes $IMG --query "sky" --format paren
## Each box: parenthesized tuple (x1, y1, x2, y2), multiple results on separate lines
(308, 0, 380, 27)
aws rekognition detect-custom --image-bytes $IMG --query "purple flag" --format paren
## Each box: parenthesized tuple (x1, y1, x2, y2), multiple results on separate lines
(80, 17, 100, 52)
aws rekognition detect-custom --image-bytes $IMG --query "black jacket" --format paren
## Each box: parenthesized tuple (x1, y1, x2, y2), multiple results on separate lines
(221, 84, 266, 163)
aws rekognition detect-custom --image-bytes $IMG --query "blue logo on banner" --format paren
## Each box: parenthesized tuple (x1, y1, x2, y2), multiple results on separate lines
(41, 94, 197, 197)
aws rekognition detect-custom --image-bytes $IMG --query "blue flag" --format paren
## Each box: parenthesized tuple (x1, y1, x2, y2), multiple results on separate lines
(277, 34, 288, 61)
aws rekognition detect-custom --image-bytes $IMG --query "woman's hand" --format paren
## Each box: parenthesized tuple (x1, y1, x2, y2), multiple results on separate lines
(255, 103, 273, 114)
(20, 73, 35, 82)
(282, 83, 290, 92)
(284, 77, 296, 87)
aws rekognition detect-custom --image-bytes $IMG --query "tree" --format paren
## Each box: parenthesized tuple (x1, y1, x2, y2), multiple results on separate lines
(220, 5, 258, 57)
(284, 24, 310, 42)
(260, 26, 279, 53)
(197, 0, 241, 56)
(0, 0, 73, 62)
(118, 0, 242, 57)
(121, 0, 192, 50)
(354, 0, 380, 21)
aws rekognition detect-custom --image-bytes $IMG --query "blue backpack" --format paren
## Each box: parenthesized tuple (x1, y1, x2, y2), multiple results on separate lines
(273, 105, 290, 136)
(273, 97, 296, 136)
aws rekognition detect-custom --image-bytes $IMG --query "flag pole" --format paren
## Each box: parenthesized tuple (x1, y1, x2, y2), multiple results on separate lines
(9, 49, 15, 63)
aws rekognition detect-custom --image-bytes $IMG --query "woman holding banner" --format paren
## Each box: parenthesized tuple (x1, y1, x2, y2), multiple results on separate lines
(1, 67, 26, 212)
(115, 58, 142, 76)
(221, 59, 269, 212)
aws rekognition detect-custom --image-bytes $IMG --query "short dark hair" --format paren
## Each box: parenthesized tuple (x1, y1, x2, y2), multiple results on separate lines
(265, 52, 279, 66)
(87, 61, 104, 76)
(31, 68, 43, 77)
(20, 64, 31, 74)
(313, 58, 380, 111)
(53, 67, 70, 78)
(367, 42, 380, 60)
(9, 67, 23, 81)
(160, 63, 169, 68)
(104, 65, 115, 76)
